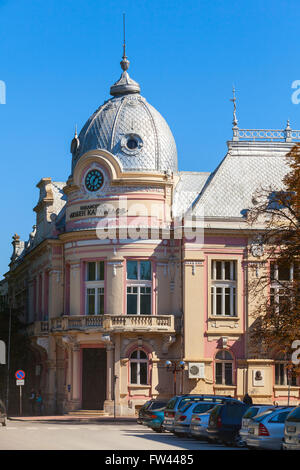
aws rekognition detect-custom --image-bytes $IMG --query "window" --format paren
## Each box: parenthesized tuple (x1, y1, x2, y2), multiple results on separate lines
(126, 260, 152, 315)
(215, 350, 234, 385)
(211, 261, 237, 316)
(85, 261, 105, 315)
(130, 350, 148, 385)
(269, 262, 296, 315)
(275, 356, 297, 386)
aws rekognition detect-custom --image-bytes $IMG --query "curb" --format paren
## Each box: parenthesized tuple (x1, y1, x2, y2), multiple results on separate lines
(8, 416, 138, 424)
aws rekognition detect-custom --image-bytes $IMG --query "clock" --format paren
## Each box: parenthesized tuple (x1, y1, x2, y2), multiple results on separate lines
(85, 169, 104, 192)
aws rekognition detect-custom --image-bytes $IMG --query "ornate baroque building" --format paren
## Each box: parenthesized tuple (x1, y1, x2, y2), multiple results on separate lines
(3, 52, 300, 415)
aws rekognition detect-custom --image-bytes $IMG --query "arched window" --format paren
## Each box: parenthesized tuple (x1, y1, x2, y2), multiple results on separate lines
(215, 350, 234, 385)
(130, 350, 148, 385)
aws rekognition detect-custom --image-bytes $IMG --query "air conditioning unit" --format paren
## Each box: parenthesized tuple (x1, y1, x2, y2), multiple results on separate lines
(188, 362, 205, 379)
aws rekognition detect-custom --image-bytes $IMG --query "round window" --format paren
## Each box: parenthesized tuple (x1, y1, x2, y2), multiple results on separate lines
(121, 134, 143, 155)
(127, 138, 138, 150)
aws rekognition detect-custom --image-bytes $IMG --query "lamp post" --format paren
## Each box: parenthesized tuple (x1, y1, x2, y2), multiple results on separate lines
(165, 360, 185, 395)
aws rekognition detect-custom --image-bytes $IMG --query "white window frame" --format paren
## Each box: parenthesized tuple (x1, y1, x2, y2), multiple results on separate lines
(130, 350, 149, 385)
(85, 262, 105, 315)
(211, 261, 237, 317)
(126, 261, 152, 315)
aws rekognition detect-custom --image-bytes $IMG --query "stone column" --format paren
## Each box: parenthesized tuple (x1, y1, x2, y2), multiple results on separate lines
(28, 279, 35, 323)
(69, 263, 81, 316)
(48, 269, 63, 319)
(46, 336, 57, 414)
(106, 345, 114, 401)
(71, 342, 81, 409)
(106, 254, 124, 315)
(114, 334, 121, 415)
(104, 344, 114, 415)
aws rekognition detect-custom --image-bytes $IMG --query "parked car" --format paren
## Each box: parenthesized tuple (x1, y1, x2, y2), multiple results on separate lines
(246, 407, 295, 450)
(144, 402, 168, 433)
(163, 394, 228, 433)
(0, 400, 7, 427)
(239, 404, 276, 444)
(190, 408, 215, 440)
(190, 397, 241, 441)
(283, 406, 300, 450)
(207, 400, 250, 445)
(137, 400, 152, 424)
(174, 401, 218, 437)
(138, 400, 168, 426)
(174, 396, 241, 437)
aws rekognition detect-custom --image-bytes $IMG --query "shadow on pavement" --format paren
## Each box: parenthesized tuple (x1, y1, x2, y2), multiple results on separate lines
(123, 429, 241, 450)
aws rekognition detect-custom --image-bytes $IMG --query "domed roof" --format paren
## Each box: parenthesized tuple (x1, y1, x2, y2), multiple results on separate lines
(71, 56, 177, 174)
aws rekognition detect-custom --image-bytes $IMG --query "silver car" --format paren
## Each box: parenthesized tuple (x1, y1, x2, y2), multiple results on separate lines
(240, 405, 275, 443)
(283, 406, 300, 450)
(174, 401, 218, 437)
(246, 407, 294, 450)
(190, 408, 215, 440)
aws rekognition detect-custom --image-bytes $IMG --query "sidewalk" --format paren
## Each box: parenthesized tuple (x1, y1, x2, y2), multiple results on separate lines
(8, 414, 137, 424)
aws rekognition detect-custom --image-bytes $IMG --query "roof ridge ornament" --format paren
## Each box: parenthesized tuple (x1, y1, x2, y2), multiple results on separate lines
(70, 124, 80, 155)
(110, 14, 141, 97)
(230, 86, 239, 141)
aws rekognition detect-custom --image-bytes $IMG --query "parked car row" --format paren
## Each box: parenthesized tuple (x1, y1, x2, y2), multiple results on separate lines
(137, 395, 300, 450)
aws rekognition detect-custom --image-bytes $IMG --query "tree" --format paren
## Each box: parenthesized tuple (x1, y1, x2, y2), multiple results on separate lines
(247, 143, 300, 376)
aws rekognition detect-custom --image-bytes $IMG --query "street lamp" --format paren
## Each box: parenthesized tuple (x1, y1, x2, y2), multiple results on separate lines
(165, 360, 185, 395)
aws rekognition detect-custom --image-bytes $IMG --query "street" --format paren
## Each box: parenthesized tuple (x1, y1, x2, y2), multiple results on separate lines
(0, 421, 241, 451)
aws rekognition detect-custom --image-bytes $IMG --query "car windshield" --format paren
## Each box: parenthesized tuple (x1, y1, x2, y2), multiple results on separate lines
(165, 398, 177, 410)
(269, 411, 292, 423)
(286, 407, 300, 423)
(178, 396, 205, 409)
(179, 402, 194, 413)
(243, 407, 270, 419)
(193, 403, 216, 414)
(254, 409, 285, 422)
(150, 402, 167, 410)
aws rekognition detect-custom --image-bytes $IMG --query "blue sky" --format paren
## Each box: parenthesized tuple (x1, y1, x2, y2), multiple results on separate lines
(0, 0, 300, 278)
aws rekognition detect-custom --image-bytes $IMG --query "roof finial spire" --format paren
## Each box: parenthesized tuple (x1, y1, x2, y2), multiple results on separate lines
(120, 13, 130, 71)
(230, 86, 238, 127)
(110, 14, 140, 96)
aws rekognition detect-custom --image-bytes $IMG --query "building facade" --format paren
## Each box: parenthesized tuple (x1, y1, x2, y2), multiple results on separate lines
(4, 54, 300, 415)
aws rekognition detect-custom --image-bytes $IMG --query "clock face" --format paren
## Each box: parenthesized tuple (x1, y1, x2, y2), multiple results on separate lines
(85, 169, 104, 192)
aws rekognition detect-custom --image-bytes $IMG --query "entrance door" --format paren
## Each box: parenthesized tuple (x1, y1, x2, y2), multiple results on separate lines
(82, 348, 107, 409)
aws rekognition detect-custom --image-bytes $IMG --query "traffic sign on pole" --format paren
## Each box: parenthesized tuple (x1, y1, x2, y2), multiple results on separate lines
(15, 370, 25, 380)
(16, 379, 24, 386)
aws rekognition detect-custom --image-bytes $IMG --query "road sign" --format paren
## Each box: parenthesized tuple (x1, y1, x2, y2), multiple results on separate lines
(16, 379, 24, 386)
(15, 370, 25, 380)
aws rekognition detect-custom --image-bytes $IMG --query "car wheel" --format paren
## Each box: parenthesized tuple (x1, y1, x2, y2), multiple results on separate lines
(154, 427, 164, 432)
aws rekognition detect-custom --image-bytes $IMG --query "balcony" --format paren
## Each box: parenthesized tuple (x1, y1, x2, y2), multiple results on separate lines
(26, 321, 49, 337)
(48, 314, 177, 334)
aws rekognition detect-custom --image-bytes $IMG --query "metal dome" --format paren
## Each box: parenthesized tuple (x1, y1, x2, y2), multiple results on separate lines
(71, 59, 178, 174)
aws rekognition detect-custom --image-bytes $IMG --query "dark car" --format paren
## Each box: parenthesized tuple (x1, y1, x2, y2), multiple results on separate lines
(137, 400, 152, 424)
(163, 394, 238, 433)
(207, 400, 250, 445)
(0, 400, 7, 427)
(138, 400, 168, 426)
